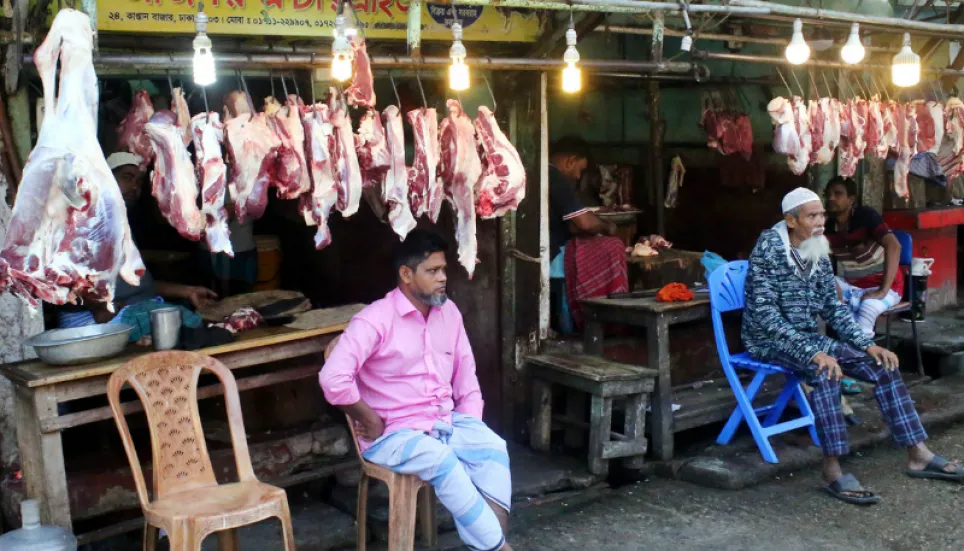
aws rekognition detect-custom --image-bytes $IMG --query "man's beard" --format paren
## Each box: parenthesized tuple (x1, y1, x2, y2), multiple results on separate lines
(415, 290, 448, 307)
(798, 232, 831, 265)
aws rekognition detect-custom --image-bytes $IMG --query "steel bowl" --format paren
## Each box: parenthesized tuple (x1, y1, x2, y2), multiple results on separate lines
(23, 323, 134, 366)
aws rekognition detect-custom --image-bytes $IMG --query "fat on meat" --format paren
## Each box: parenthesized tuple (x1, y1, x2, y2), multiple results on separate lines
(945, 97, 964, 156)
(224, 95, 282, 222)
(117, 89, 154, 167)
(438, 100, 481, 278)
(329, 91, 364, 218)
(143, 110, 203, 240)
(382, 106, 417, 240)
(345, 35, 376, 109)
(838, 99, 866, 178)
(866, 99, 886, 159)
(299, 102, 339, 249)
(407, 107, 441, 220)
(894, 103, 918, 200)
(810, 98, 841, 165)
(172, 87, 192, 147)
(475, 106, 527, 218)
(788, 97, 811, 175)
(264, 95, 311, 200)
(0, 9, 144, 309)
(191, 112, 232, 256)
(767, 97, 800, 156)
(356, 110, 392, 189)
(882, 100, 899, 154)
(914, 100, 944, 154)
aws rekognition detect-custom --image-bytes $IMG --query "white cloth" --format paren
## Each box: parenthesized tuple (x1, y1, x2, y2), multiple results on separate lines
(106, 152, 143, 170)
(782, 187, 821, 214)
(836, 277, 901, 337)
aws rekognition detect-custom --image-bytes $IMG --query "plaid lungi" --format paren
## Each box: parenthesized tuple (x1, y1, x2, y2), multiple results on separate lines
(779, 344, 926, 457)
(563, 235, 628, 329)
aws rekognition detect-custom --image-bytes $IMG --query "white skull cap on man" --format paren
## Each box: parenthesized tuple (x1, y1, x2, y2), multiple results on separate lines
(782, 187, 821, 214)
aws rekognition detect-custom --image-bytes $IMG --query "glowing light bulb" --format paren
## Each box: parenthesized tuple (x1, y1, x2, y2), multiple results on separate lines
(785, 18, 810, 65)
(192, 8, 216, 86)
(840, 23, 865, 65)
(449, 22, 469, 91)
(561, 27, 581, 93)
(892, 33, 921, 88)
(331, 14, 353, 83)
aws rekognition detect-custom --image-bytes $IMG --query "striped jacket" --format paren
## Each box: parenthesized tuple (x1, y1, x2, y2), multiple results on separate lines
(741, 223, 874, 368)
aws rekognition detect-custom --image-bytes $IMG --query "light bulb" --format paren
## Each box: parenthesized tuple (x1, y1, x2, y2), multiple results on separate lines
(561, 26, 581, 93)
(331, 14, 353, 82)
(839, 23, 865, 64)
(449, 22, 469, 91)
(785, 18, 810, 65)
(192, 10, 216, 86)
(892, 33, 921, 88)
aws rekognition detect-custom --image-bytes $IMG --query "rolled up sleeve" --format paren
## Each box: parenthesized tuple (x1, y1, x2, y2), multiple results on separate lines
(451, 322, 484, 419)
(319, 317, 380, 406)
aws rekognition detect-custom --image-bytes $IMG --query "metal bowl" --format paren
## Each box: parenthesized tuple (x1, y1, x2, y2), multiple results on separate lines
(23, 324, 134, 366)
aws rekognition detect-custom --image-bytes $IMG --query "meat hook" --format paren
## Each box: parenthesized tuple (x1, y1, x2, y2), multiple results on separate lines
(853, 75, 870, 100)
(166, 72, 175, 96)
(290, 72, 300, 99)
(483, 74, 496, 113)
(201, 85, 210, 122)
(238, 70, 256, 121)
(281, 74, 289, 98)
(415, 70, 428, 108)
(820, 70, 833, 99)
(269, 70, 276, 98)
(774, 67, 792, 98)
(788, 68, 805, 99)
(389, 72, 401, 108)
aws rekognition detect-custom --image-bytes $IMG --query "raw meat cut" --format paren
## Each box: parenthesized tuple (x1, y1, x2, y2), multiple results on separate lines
(809, 98, 841, 165)
(866, 99, 885, 159)
(438, 99, 481, 278)
(882, 100, 899, 155)
(191, 112, 232, 256)
(406, 107, 441, 220)
(143, 110, 204, 241)
(117, 89, 154, 167)
(475, 106, 527, 218)
(266, 95, 311, 200)
(172, 87, 192, 147)
(894, 103, 918, 199)
(665, 155, 685, 208)
(299, 102, 339, 249)
(382, 106, 417, 240)
(212, 307, 263, 333)
(768, 97, 800, 156)
(345, 35, 376, 109)
(0, 9, 144, 308)
(838, 99, 866, 178)
(788, 97, 811, 175)
(224, 99, 282, 222)
(356, 109, 392, 189)
(699, 109, 753, 160)
(329, 92, 364, 218)
(945, 98, 964, 156)
(914, 100, 944, 154)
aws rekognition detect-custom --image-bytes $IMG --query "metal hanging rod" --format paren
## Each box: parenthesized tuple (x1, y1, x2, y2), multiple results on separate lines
(697, 50, 964, 77)
(729, 0, 964, 36)
(431, 0, 769, 15)
(597, 25, 899, 52)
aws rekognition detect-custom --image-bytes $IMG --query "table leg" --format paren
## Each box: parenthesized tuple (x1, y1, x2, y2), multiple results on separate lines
(647, 316, 674, 460)
(622, 393, 647, 469)
(15, 387, 71, 529)
(583, 317, 604, 356)
(530, 378, 552, 452)
(564, 389, 586, 448)
(588, 395, 613, 476)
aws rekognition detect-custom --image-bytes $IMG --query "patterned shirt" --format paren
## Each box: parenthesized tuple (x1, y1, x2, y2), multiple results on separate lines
(741, 225, 875, 367)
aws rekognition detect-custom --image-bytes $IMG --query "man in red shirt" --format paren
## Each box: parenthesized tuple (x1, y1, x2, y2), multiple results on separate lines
(825, 177, 903, 338)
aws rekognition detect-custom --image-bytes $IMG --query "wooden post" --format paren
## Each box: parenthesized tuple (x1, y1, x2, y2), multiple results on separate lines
(539, 71, 550, 340)
(647, 316, 673, 460)
(501, 100, 520, 438)
(649, 11, 665, 235)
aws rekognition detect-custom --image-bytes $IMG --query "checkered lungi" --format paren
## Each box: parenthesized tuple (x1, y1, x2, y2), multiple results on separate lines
(779, 345, 927, 457)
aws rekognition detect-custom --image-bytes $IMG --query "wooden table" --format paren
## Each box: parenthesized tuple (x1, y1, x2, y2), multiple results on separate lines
(0, 323, 345, 530)
(581, 295, 711, 461)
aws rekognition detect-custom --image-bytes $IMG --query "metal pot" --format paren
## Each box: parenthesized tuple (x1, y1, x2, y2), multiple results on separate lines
(23, 324, 134, 366)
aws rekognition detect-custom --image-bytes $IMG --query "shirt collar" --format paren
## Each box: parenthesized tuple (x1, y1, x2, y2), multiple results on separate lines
(392, 287, 424, 318)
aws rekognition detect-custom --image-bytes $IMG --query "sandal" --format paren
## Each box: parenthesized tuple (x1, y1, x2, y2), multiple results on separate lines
(841, 378, 862, 395)
(907, 456, 964, 482)
(822, 473, 881, 505)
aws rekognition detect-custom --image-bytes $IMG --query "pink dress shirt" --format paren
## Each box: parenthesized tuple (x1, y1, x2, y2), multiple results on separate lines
(319, 288, 484, 450)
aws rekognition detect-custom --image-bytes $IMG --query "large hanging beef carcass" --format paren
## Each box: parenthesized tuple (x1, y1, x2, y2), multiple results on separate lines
(438, 100, 481, 278)
(381, 106, 417, 240)
(0, 9, 145, 309)
(191, 112, 232, 256)
(475, 106, 527, 218)
(117, 89, 154, 168)
(407, 107, 441, 221)
(300, 102, 340, 249)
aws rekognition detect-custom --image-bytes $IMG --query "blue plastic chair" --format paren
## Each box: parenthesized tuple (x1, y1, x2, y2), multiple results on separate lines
(879, 230, 925, 377)
(708, 261, 820, 464)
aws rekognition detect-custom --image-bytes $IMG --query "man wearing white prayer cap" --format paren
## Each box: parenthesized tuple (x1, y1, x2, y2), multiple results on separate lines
(740, 187, 963, 505)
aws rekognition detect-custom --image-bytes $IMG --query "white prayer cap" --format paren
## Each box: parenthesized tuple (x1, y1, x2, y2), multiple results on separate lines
(782, 187, 821, 214)
(106, 152, 143, 171)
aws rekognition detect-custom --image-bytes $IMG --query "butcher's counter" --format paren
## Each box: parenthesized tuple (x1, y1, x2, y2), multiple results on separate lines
(0, 322, 346, 537)
(884, 206, 964, 312)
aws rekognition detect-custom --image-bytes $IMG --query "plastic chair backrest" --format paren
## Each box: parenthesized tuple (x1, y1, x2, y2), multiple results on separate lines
(107, 351, 256, 508)
(893, 230, 913, 267)
(707, 261, 750, 366)
(322, 335, 365, 458)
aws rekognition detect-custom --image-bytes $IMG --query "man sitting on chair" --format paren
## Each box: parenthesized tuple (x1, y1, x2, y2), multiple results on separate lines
(741, 187, 963, 505)
(320, 230, 512, 550)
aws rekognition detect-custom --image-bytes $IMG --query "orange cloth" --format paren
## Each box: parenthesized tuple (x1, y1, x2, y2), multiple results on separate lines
(656, 283, 694, 302)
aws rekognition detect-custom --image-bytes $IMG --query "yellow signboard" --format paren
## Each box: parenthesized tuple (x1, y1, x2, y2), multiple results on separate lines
(97, 0, 543, 41)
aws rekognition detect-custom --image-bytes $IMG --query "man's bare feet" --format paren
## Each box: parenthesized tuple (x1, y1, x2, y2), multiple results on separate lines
(907, 443, 939, 471)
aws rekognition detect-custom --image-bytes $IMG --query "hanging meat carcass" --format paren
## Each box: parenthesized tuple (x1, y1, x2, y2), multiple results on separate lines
(767, 97, 800, 156)
(809, 98, 841, 165)
(407, 107, 441, 221)
(345, 35, 376, 109)
(224, 93, 282, 222)
(699, 109, 753, 160)
(172, 87, 192, 147)
(438, 100, 481, 278)
(191, 112, 232, 256)
(142, 110, 204, 241)
(788, 97, 811, 175)
(117, 89, 154, 168)
(914, 100, 944, 154)
(356, 109, 392, 220)
(329, 91, 364, 218)
(300, 102, 339, 249)
(894, 103, 918, 199)
(382, 106, 417, 240)
(475, 106, 527, 218)
(866, 98, 885, 159)
(266, 95, 311, 200)
(0, 9, 145, 308)
(838, 99, 867, 178)
(882, 100, 899, 155)
(944, 97, 964, 156)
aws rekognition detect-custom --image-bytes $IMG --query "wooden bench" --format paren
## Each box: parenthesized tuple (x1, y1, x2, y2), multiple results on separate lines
(527, 353, 658, 476)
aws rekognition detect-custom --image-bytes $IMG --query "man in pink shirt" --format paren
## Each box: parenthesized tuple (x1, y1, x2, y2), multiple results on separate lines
(320, 230, 512, 551)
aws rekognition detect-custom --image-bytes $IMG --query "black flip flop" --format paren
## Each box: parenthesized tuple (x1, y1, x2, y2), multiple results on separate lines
(907, 456, 964, 482)
(822, 473, 881, 506)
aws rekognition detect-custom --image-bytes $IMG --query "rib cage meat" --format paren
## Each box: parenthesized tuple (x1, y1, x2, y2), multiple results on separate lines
(143, 110, 204, 241)
(475, 106, 526, 218)
(438, 100, 481, 278)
